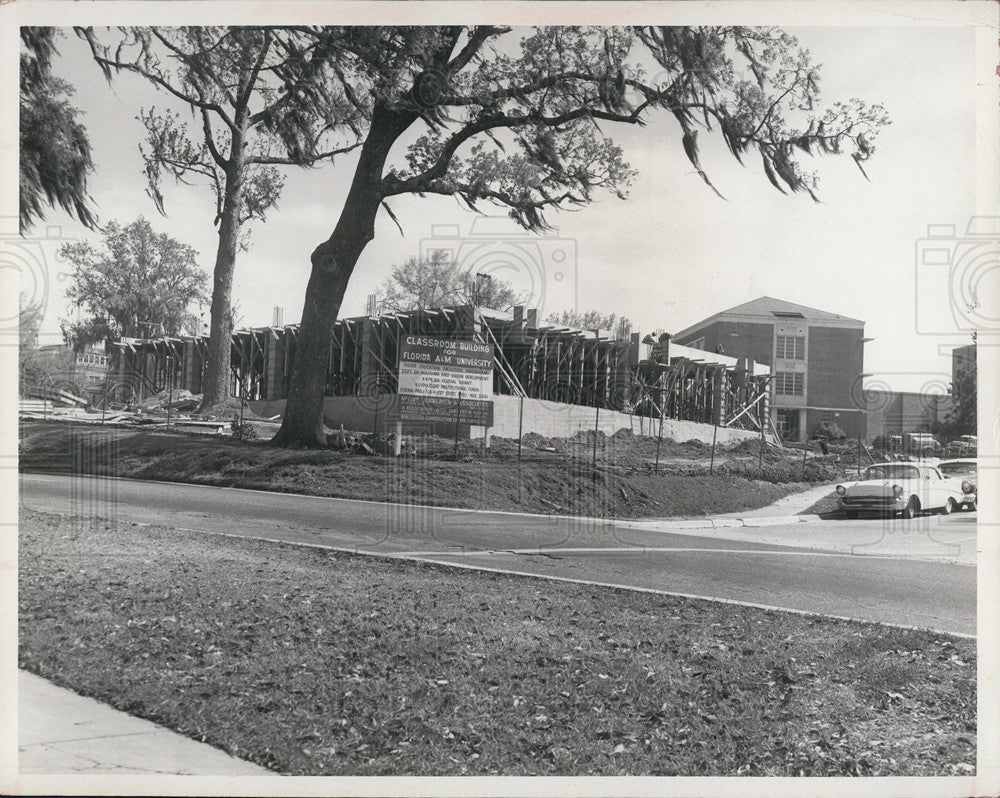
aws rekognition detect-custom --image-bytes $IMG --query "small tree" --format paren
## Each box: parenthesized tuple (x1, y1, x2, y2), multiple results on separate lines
(376, 250, 524, 313)
(813, 420, 847, 441)
(20, 27, 97, 234)
(59, 217, 209, 349)
(942, 362, 976, 437)
(79, 26, 360, 412)
(547, 309, 633, 339)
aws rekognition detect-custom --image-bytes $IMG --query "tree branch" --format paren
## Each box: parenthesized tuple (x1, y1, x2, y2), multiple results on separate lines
(78, 27, 237, 131)
(445, 26, 509, 74)
(247, 140, 363, 166)
(235, 29, 272, 115)
(200, 110, 229, 168)
(382, 99, 670, 198)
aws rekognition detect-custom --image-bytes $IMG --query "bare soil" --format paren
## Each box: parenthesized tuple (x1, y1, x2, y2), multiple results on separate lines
(19, 421, 841, 519)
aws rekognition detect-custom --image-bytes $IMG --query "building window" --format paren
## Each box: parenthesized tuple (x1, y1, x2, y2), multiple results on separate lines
(775, 335, 805, 360)
(774, 372, 804, 396)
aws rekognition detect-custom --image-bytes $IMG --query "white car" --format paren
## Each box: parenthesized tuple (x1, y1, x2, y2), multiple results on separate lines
(937, 459, 978, 512)
(836, 462, 967, 519)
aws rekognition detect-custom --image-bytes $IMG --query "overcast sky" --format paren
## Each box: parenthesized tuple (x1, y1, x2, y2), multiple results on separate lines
(24, 22, 985, 394)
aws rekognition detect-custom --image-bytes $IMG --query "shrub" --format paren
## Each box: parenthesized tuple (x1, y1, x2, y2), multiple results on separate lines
(813, 421, 847, 440)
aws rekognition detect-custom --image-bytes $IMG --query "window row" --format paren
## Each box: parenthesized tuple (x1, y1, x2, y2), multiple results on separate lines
(776, 335, 805, 360)
(774, 371, 804, 396)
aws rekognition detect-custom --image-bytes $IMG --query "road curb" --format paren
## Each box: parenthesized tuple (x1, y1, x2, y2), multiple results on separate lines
(621, 514, 825, 532)
(737, 514, 824, 528)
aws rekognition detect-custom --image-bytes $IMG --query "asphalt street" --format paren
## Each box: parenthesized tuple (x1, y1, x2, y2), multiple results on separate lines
(19, 472, 977, 636)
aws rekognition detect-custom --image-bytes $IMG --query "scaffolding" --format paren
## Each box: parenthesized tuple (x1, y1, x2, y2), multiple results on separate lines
(112, 304, 772, 430)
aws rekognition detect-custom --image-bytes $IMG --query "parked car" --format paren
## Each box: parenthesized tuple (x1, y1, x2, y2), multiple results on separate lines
(946, 435, 977, 457)
(836, 462, 966, 519)
(902, 432, 942, 457)
(937, 458, 978, 511)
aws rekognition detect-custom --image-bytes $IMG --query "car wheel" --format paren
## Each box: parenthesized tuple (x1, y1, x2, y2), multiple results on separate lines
(901, 496, 919, 520)
(967, 499, 977, 512)
(940, 497, 956, 515)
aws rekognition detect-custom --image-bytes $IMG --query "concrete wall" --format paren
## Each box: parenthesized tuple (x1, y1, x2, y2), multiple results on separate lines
(249, 394, 765, 445)
(489, 395, 761, 444)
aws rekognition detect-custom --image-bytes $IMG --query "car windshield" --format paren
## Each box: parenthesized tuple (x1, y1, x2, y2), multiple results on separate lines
(939, 462, 976, 476)
(866, 465, 919, 480)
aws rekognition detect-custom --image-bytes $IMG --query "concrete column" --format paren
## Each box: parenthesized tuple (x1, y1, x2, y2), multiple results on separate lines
(189, 344, 203, 395)
(628, 332, 641, 366)
(183, 341, 196, 393)
(711, 367, 725, 425)
(266, 335, 285, 399)
(360, 318, 378, 392)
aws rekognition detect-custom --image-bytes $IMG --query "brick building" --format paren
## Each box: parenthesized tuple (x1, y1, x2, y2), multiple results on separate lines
(863, 389, 952, 439)
(952, 342, 976, 383)
(673, 296, 867, 442)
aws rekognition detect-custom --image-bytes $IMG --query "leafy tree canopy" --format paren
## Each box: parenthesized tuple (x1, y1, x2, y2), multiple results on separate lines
(376, 249, 524, 314)
(942, 361, 976, 437)
(59, 216, 209, 348)
(20, 27, 97, 234)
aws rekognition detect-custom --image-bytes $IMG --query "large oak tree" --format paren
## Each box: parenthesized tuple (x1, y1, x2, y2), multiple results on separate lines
(270, 26, 888, 447)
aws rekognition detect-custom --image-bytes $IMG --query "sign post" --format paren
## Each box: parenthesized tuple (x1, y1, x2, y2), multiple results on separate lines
(394, 336, 495, 454)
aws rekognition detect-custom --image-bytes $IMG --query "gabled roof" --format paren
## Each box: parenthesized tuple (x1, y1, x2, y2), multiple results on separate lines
(675, 296, 864, 339)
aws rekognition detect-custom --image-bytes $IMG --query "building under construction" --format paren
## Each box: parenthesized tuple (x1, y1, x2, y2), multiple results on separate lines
(112, 305, 774, 444)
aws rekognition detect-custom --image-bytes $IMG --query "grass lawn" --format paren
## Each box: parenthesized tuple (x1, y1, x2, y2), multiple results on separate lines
(19, 422, 821, 519)
(19, 507, 975, 776)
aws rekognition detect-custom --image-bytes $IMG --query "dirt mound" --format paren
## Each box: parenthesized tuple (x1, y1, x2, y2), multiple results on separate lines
(717, 457, 841, 484)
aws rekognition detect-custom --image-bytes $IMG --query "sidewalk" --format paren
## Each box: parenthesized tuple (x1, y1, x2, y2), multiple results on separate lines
(717, 481, 836, 519)
(617, 482, 976, 564)
(619, 481, 834, 531)
(18, 671, 270, 776)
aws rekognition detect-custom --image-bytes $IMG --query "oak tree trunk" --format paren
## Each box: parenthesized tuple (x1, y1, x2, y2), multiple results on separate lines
(273, 107, 411, 447)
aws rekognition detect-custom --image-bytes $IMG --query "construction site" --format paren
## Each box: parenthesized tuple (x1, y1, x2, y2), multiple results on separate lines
(45, 304, 778, 448)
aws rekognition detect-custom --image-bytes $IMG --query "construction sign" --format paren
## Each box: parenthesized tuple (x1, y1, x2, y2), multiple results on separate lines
(396, 336, 494, 426)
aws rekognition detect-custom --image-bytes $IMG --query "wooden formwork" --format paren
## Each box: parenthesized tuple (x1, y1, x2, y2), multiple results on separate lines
(113, 304, 770, 430)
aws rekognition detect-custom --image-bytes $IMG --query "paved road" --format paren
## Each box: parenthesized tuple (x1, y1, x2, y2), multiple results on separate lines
(19, 473, 977, 636)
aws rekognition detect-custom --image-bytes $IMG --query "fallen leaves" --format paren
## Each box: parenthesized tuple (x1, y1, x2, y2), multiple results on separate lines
(18, 507, 977, 778)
